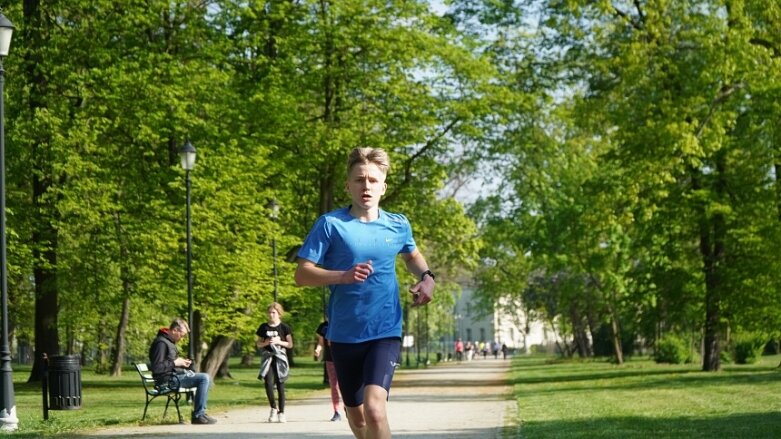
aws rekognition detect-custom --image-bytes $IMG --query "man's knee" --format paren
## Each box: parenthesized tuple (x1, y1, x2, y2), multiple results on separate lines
(345, 406, 366, 428)
(195, 372, 211, 388)
(363, 403, 387, 425)
(363, 386, 388, 424)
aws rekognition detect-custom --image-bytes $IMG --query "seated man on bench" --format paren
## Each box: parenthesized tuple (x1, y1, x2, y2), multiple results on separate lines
(149, 318, 217, 425)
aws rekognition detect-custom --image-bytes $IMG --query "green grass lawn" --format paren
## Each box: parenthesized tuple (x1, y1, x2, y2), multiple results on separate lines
(8, 352, 781, 437)
(511, 354, 781, 438)
(4, 356, 329, 437)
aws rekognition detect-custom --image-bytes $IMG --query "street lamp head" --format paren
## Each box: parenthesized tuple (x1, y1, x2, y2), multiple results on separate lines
(269, 198, 279, 221)
(179, 139, 196, 171)
(0, 13, 14, 58)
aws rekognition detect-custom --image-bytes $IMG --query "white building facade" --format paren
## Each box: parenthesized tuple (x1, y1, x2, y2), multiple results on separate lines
(454, 286, 555, 354)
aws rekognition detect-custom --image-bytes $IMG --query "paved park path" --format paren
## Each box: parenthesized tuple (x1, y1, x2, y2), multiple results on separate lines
(83, 357, 517, 439)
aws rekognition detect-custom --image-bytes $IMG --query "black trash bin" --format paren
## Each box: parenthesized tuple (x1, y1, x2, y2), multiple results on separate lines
(48, 355, 82, 410)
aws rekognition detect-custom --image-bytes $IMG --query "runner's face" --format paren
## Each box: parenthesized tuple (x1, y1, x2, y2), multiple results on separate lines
(346, 163, 387, 211)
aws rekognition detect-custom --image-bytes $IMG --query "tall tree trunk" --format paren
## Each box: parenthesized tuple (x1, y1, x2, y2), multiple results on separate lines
(775, 162, 781, 221)
(95, 317, 110, 374)
(25, 0, 60, 382)
(694, 155, 727, 372)
(29, 215, 58, 382)
(607, 282, 625, 365)
(109, 296, 130, 376)
(201, 335, 234, 379)
(65, 322, 74, 354)
(568, 306, 590, 358)
(609, 308, 624, 365)
(775, 159, 781, 367)
(110, 211, 132, 376)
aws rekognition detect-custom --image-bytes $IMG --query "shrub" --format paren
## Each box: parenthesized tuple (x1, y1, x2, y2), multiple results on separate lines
(654, 335, 691, 364)
(763, 339, 779, 355)
(719, 348, 732, 365)
(732, 333, 766, 364)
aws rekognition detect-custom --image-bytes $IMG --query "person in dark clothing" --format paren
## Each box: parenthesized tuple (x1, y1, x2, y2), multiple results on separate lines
(315, 319, 342, 421)
(256, 302, 294, 423)
(149, 318, 216, 425)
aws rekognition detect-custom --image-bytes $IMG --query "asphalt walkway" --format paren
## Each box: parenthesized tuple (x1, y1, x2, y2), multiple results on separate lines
(82, 357, 516, 439)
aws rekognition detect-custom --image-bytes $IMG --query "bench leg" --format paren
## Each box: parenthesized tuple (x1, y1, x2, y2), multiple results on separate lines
(142, 395, 151, 420)
(163, 396, 171, 419)
(173, 394, 184, 424)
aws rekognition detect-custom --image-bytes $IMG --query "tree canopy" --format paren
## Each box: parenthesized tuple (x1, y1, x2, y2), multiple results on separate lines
(1, 0, 779, 378)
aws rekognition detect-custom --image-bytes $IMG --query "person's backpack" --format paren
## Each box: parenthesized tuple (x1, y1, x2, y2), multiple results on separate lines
(154, 372, 180, 394)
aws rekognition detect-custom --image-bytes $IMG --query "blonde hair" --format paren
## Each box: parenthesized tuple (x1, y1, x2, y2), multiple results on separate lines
(268, 302, 284, 318)
(347, 148, 390, 175)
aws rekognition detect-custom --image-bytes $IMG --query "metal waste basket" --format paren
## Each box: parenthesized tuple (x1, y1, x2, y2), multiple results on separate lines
(48, 355, 82, 410)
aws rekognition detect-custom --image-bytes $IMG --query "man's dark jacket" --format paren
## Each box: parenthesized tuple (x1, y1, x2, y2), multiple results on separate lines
(149, 328, 185, 386)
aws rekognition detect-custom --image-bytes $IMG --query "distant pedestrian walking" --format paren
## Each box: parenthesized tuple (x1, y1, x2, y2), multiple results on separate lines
(315, 319, 342, 422)
(455, 338, 464, 362)
(465, 340, 474, 361)
(256, 302, 293, 423)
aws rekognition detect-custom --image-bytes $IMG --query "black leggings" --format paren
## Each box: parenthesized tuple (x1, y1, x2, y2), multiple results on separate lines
(264, 362, 286, 412)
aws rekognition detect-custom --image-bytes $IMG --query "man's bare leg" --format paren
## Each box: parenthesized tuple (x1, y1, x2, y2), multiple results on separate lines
(362, 385, 390, 439)
(344, 405, 366, 439)
(344, 385, 390, 439)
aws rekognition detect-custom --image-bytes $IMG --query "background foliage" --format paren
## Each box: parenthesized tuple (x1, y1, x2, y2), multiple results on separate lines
(0, 0, 779, 381)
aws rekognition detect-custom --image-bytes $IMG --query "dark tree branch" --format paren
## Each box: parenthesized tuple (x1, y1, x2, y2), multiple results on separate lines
(695, 83, 744, 139)
(612, 6, 643, 31)
(633, 0, 645, 24)
(749, 37, 779, 58)
(383, 117, 460, 204)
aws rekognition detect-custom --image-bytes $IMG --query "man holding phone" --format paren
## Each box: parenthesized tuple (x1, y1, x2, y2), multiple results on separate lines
(149, 318, 217, 424)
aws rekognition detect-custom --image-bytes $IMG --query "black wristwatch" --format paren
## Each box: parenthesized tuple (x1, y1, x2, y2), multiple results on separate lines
(421, 270, 435, 281)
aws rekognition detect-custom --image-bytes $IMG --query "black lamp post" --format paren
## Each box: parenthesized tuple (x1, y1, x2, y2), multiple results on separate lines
(269, 199, 279, 303)
(179, 140, 196, 362)
(0, 12, 16, 432)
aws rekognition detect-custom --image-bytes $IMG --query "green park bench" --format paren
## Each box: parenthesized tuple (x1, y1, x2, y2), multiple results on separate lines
(133, 363, 197, 424)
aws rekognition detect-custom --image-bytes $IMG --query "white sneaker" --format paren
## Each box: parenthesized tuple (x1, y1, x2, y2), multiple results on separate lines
(277, 412, 286, 423)
(268, 408, 277, 423)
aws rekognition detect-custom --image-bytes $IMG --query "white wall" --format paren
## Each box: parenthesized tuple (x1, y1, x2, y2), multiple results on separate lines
(455, 286, 553, 353)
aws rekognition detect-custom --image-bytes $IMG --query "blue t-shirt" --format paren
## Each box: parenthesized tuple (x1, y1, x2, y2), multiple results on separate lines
(298, 207, 416, 343)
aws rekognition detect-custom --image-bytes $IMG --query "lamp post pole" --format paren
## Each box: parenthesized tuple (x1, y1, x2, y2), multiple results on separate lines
(270, 199, 279, 303)
(0, 12, 16, 432)
(179, 141, 196, 362)
(185, 168, 193, 360)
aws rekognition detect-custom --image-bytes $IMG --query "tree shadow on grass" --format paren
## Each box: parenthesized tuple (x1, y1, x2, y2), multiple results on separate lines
(510, 366, 780, 390)
(521, 411, 781, 439)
